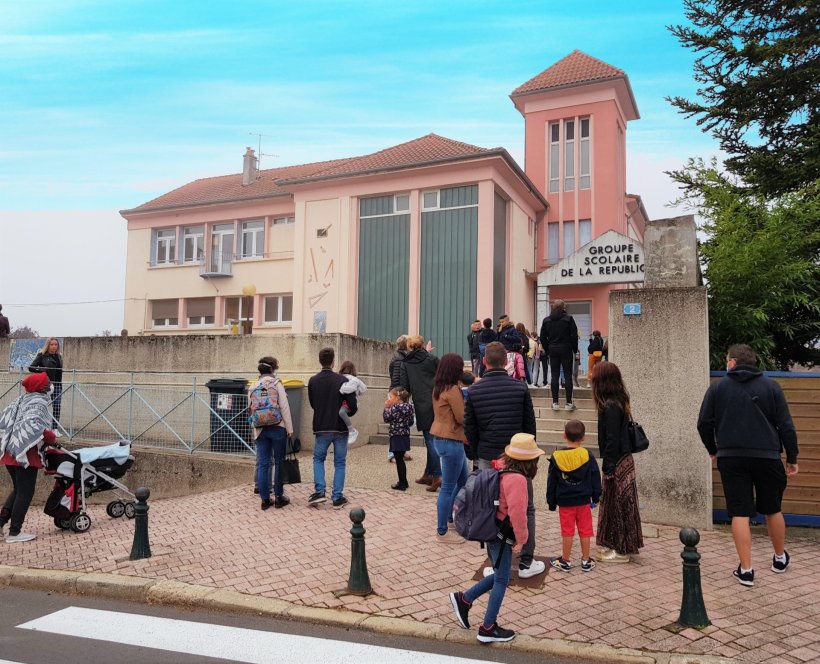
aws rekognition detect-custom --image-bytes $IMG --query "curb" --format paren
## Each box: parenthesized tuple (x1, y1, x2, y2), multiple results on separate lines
(0, 565, 737, 664)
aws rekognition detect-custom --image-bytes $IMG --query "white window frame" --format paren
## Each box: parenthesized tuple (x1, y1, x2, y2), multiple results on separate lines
(263, 294, 293, 325)
(548, 123, 560, 194)
(564, 120, 575, 192)
(187, 315, 214, 326)
(394, 194, 410, 212)
(580, 118, 591, 189)
(240, 220, 265, 259)
(547, 222, 560, 264)
(182, 226, 204, 263)
(151, 299, 179, 328)
(224, 297, 253, 326)
(563, 220, 575, 257)
(272, 216, 294, 226)
(155, 229, 177, 265)
(422, 190, 440, 211)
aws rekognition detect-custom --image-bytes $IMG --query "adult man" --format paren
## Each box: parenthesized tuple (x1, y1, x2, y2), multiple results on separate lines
(464, 342, 543, 578)
(697, 344, 799, 587)
(307, 347, 358, 509)
(0, 305, 9, 338)
(497, 315, 521, 353)
(467, 320, 482, 376)
(539, 300, 578, 411)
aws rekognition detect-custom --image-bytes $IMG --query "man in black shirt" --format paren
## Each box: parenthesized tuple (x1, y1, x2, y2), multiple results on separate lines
(540, 300, 578, 411)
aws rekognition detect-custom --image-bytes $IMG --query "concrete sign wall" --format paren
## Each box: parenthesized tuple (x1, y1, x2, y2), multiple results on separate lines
(538, 230, 644, 287)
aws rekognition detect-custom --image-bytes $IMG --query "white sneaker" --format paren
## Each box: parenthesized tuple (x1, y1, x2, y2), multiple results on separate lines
(565, 403, 576, 411)
(347, 428, 358, 444)
(552, 403, 560, 411)
(483, 566, 494, 577)
(6, 532, 36, 543)
(518, 560, 546, 578)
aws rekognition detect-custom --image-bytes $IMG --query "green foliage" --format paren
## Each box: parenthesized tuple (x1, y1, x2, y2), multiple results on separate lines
(668, 0, 820, 197)
(672, 160, 820, 370)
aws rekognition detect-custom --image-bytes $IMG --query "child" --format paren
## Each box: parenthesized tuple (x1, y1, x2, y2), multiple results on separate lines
(504, 351, 526, 382)
(383, 387, 414, 490)
(458, 371, 475, 402)
(546, 420, 601, 572)
(339, 361, 367, 444)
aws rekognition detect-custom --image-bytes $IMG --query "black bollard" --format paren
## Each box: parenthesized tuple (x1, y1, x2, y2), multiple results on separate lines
(678, 528, 710, 628)
(346, 507, 372, 596)
(129, 487, 152, 561)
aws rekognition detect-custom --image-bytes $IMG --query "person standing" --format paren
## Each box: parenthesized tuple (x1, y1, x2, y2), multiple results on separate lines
(249, 357, 293, 510)
(515, 323, 533, 385)
(540, 300, 578, 411)
(307, 347, 357, 509)
(0, 372, 55, 542)
(383, 387, 414, 491)
(477, 319, 498, 377)
(591, 361, 643, 563)
(697, 344, 799, 587)
(29, 337, 64, 433)
(497, 315, 521, 353)
(400, 335, 442, 491)
(0, 305, 9, 338)
(586, 331, 604, 387)
(465, 342, 543, 579)
(431, 353, 469, 544)
(467, 321, 483, 377)
(388, 336, 409, 390)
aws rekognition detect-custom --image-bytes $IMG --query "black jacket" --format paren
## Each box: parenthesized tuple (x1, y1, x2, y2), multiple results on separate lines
(547, 447, 602, 510)
(29, 352, 63, 383)
(587, 336, 604, 354)
(464, 369, 537, 461)
(597, 400, 630, 476)
(478, 328, 498, 345)
(540, 311, 578, 354)
(467, 330, 481, 359)
(308, 368, 358, 435)
(498, 324, 522, 353)
(399, 349, 439, 432)
(0, 315, 9, 338)
(388, 350, 406, 389)
(697, 366, 798, 464)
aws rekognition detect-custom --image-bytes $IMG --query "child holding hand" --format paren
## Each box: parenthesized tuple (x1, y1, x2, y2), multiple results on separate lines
(383, 387, 414, 490)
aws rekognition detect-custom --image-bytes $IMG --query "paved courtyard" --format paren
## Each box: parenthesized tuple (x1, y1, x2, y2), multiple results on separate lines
(1, 445, 818, 663)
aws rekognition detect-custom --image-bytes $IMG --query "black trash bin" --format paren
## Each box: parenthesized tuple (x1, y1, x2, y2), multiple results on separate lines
(205, 378, 252, 453)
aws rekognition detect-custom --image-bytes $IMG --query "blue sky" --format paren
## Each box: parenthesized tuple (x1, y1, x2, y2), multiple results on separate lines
(0, 1, 719, 335)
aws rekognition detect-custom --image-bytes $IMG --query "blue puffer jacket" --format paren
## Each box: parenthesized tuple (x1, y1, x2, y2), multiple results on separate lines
(464, 369, 536, 461)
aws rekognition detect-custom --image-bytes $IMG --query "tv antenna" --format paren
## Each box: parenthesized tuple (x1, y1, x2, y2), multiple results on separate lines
(248, 132, 279, 171)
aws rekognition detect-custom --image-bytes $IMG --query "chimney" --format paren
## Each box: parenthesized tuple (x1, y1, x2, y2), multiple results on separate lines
(242, 147, 257, 186)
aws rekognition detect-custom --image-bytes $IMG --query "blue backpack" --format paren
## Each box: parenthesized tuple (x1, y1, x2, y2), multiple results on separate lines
(453, 468, 519, 543)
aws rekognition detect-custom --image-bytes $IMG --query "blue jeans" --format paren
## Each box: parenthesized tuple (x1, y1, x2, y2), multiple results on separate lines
(256, 426, 287, 502)
(313, 432, 348, 501)
(434, 437, 468, 535)
(463, 539, 512, 628)
(422, 431, 442, 478)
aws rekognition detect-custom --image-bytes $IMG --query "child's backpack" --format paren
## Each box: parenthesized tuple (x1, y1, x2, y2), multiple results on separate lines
(248, 377, 282, 428)
(453, 468, 520, 542)
(505, 352, 525, 380)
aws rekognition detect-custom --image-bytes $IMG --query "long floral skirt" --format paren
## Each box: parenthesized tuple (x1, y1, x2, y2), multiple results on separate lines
(596, 454, 643, 555)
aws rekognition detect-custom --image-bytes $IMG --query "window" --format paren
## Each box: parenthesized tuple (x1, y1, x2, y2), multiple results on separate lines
(187, 297, 215, 326)
(549, 123, 560, 193)
(580, 118, 590, 189)
(263, 294, 293, 324)
(547, 222, 559, 264)
(564, 120, 575, 192)
(579, 219, 592, 247)
(224, 296, 253, 325)
(563, 220, 575, 257)
(151, 299, 178, 327)
(394, 194, 410, 212)
(272, 216, 294, 226)
(183, 226, 204, 263)
(210, 224, 234, 272)
(422, 190, 439, 210)
(240, 220, 264, 258)
(155, 229, 176, 265)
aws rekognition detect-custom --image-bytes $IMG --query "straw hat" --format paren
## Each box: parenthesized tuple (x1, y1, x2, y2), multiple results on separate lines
(505, 433, 545, 460)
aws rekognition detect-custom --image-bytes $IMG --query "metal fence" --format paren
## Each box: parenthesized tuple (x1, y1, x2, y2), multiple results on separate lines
(0, 371, 256, 456)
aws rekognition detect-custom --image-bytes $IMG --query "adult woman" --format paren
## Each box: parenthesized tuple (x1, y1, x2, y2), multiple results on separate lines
(389, 336, 408, 390)
(591, 362, 643, 562)
(586, 330, 604, 388)
(0, 373, 55, 542)
(400, 335, 442, 491)
(250, 356, 293, 510)
(29, 337, 63, 431)
(431, 353, 469, 543)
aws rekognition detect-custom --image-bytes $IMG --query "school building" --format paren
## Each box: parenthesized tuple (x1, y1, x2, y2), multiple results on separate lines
(120, 50, 648, 356)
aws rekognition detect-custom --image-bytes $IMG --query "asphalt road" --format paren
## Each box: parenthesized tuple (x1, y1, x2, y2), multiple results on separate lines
(0, 587, 584, 664)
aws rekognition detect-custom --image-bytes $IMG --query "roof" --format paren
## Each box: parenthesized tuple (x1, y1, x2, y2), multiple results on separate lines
(511, 50, 626, 97)
(122, 133, 547, 214)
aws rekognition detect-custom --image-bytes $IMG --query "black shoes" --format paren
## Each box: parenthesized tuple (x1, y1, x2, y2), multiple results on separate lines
(771, 551, 790, 573)
(307, 492, 326, 506)
(391, 483, 408, 491)
(477, 623, 516, 643)
(274, 496, 290, 509)
(260, 499, 273, 511)
(332, 496, 350, 509)
(449, 591, 471, 629)
(733, 566, 755, 587)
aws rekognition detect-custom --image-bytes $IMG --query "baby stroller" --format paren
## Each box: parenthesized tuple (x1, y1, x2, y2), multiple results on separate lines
(43, 440, 136, 533)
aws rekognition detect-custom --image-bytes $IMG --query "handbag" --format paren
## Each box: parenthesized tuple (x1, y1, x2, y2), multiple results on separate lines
(279, 436, 301, 484)
(626, 418, 650, 453)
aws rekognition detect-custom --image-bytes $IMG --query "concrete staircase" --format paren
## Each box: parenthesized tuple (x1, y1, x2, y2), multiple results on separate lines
(368, 386, 598, 457)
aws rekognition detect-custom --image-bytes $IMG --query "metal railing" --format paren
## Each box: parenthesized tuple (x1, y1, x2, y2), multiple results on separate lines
(201, 251, 233, 277)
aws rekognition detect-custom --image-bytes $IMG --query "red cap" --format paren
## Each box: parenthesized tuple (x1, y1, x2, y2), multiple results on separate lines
(42, 429, 56, 445)
(22, 373, 50, 393)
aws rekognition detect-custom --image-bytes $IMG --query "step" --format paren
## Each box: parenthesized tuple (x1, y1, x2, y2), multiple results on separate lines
(366, 437, 600, 459)
(532, 397, 595, 408)
(534, 407, 597, 420)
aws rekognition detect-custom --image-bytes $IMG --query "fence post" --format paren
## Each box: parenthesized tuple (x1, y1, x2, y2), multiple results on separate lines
(129, 487, 152, 560)
(190, 376, 197, 453)
(678, 528, 710, 628)
(127, 371, 134, 442)
(69, 368, 76, 438)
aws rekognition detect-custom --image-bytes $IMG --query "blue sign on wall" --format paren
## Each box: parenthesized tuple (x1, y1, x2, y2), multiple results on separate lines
(623, 303, 642, 316)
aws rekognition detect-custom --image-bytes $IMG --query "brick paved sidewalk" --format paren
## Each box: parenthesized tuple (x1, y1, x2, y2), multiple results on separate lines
(1, 448, 818, 663)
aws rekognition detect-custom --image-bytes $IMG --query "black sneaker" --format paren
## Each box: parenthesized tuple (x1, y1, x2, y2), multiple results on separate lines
(771, 551, 790, 573)
(550, 556, 572, 573)
(391, 483, 408, 491)
(260, 499, 273, 511)
(449, 591, 471, 629)
(332, 496, 349, 509)
(581, 559, 596, 572)
(733, 566, 755, 587)
(477, 623, 516, 643)
(307, 492, 326, 506)
(274, 496, 290, 509)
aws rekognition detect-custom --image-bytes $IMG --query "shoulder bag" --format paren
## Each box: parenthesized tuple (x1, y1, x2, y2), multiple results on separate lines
(626, 417, 650, 454)
(279, 436, 302, 484)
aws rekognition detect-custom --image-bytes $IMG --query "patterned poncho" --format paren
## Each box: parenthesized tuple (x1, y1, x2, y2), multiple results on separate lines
(0, 392, 50, 468)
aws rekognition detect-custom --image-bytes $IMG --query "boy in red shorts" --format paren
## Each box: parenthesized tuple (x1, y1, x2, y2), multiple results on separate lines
(547, 420, 601, 572)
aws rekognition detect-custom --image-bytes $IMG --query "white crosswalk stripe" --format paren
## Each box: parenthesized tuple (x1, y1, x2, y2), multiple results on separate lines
(19, 607, 487, 664)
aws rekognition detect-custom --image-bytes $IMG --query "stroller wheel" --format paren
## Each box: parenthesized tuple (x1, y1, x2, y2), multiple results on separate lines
(54, 517, 71, 530)
(106, 500, 126, 518)
(70, 512, 92, 533)
(124, 502, 136, 519)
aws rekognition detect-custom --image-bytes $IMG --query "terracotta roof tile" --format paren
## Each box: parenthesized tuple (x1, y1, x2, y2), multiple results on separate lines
(511, 50, 625, 97)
